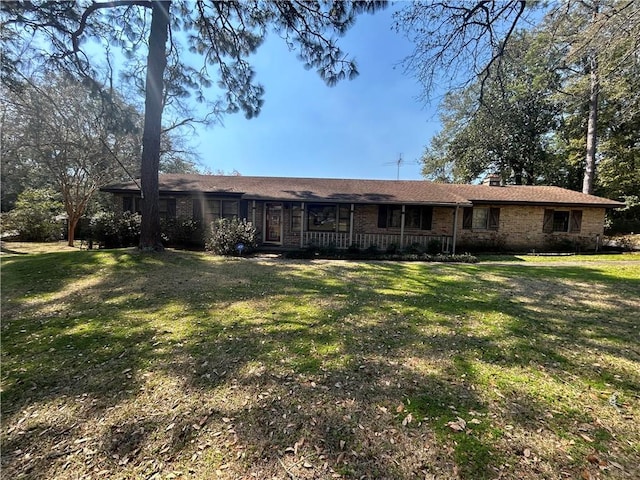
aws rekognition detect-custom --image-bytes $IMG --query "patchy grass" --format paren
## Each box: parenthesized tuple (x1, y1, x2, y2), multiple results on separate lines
(2, 248, 639, 480)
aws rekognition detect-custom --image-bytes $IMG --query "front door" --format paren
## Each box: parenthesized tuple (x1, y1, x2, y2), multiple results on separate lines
(265, 202, 283, 243)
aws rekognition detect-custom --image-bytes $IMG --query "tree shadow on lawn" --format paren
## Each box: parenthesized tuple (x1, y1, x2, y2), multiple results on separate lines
(2, 252, 639, 479)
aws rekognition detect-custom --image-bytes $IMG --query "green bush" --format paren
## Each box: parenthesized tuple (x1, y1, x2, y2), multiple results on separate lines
(161, 217, 205, 249)
(90, 211, 141, 248)
(385, 243, 399, 254)
(426, 239, 442, 254)
(4, 188, 64, 241)
(406, 242, 425, 254)
(606, 195, 640, 234)
(205, 217, 257, 255)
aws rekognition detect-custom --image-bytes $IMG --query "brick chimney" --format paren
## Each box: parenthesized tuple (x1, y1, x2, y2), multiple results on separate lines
(482, 174, 502, 186)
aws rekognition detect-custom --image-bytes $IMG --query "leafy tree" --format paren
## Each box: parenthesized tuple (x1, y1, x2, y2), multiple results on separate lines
(2, 0, 385, 251)
(1, 74, 141, 246)
(397, 0, 640, 194)
(5, 188, 64, 242)
(421, 33, 561, 185)
(543, 0, 640, 194)
(0, 91, 49, 210)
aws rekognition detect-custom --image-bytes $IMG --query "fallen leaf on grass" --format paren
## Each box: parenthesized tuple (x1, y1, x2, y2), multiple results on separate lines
(579, 433, 594, 443)
(446, 417, 466, 432)
(402, 413, 413, 426)
(586, 453, 600, 464)
(294, 438, 305, 455)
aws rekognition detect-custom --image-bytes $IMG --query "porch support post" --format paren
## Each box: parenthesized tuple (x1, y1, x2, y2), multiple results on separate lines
(400, 204, 406, 250)
(251, 200, 256, 225)
(452, 204, 460, 254)
(349, 203, 354, 247)
(300, 202, 305, 249)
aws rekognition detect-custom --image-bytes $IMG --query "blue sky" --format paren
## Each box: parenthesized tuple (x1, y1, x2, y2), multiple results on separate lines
(192, 5, 442, 180)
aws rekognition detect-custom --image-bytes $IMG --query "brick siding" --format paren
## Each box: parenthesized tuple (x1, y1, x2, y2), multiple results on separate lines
(112, 194, 608, 251)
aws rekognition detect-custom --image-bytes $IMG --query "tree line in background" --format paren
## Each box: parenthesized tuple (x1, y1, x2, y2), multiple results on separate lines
(397, 1, 639, 230)
(1, 72, 199, 245)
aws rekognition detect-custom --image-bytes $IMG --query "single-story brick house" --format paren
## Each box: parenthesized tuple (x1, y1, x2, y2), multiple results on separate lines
(101, 174, 624, 253)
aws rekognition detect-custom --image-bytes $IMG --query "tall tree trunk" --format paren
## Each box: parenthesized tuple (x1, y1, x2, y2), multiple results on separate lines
(139, 1, 170, 251)
(582, 52, 598, 194)
(582, 3, 600, 195)
(67, 215, 79, 247)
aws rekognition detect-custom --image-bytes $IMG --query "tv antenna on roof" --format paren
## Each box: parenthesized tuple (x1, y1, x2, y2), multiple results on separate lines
(383, 154, 405, 180)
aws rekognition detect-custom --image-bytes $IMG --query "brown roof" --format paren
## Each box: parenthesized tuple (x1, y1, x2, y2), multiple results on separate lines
(101, 174, 624, 208)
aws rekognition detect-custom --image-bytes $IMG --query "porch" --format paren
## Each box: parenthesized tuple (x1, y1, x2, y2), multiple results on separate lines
(303, 232, 454, 253)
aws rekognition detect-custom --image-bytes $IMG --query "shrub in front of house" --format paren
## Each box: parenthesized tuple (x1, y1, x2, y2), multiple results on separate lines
(161, 217, 205, 249)
(205, 218, 257, 255)
(4, 188, 64, 242)
(90, 211, 141, 248)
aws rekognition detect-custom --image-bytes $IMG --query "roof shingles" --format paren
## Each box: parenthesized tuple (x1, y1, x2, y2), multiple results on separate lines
(102, 174, 624, 208)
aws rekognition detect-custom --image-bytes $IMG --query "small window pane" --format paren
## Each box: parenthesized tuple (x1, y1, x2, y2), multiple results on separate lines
(338, 205, 350, 233)
(222, 200, 238, 219)
(463, 208, 473, 229)
(308, 204, 336, 232)
(405, 206, 421, 229)
(552, 211, 569, 232)
(206, 199, 220, 217)
(388, 206, 402, 228)
(291, 205, 302, 231)
(472, 208, 489, 229)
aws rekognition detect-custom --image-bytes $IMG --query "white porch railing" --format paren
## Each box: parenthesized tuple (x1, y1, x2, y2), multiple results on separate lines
(304, 232, 453, 253)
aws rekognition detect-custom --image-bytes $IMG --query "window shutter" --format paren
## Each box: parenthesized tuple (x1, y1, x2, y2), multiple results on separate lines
(378, 205, 388, 228)
(488, 208, 500, 230)
(167, 199, 176, 218)
(462, 207, 473, 229)
(123, 196, 132, 213)
(569, 210, 582, 232)
(421, 207, 433, 230)
(543, 209, 554, 233)
(192, 198, 203, 222)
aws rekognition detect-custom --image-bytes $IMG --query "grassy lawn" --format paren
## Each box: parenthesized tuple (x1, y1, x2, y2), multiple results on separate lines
(2, 246, 639, 479)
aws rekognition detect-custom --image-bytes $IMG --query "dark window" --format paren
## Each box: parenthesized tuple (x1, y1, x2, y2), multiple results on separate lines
(488, 208, 500, 230)
(553, 211, 570, 232)
(308, 204, 337, 232)
(123, 196, 142, 214)
(338, 205, 350, 233)
(463, 208, 473, 229)
(193, 199, 203, 221)
(544, 209, 582, 233)
(462, 207, 499, 230)
(378, 205, 388, 228)
(378, 205, 433, 230)
(203, 199, 239, 223)
(222, 200, 238, 219)
(291, 205, 302, 231)
(388, 206, 402, 228)
(307, 204, 350, 233)
(158, 198, 176, 220)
